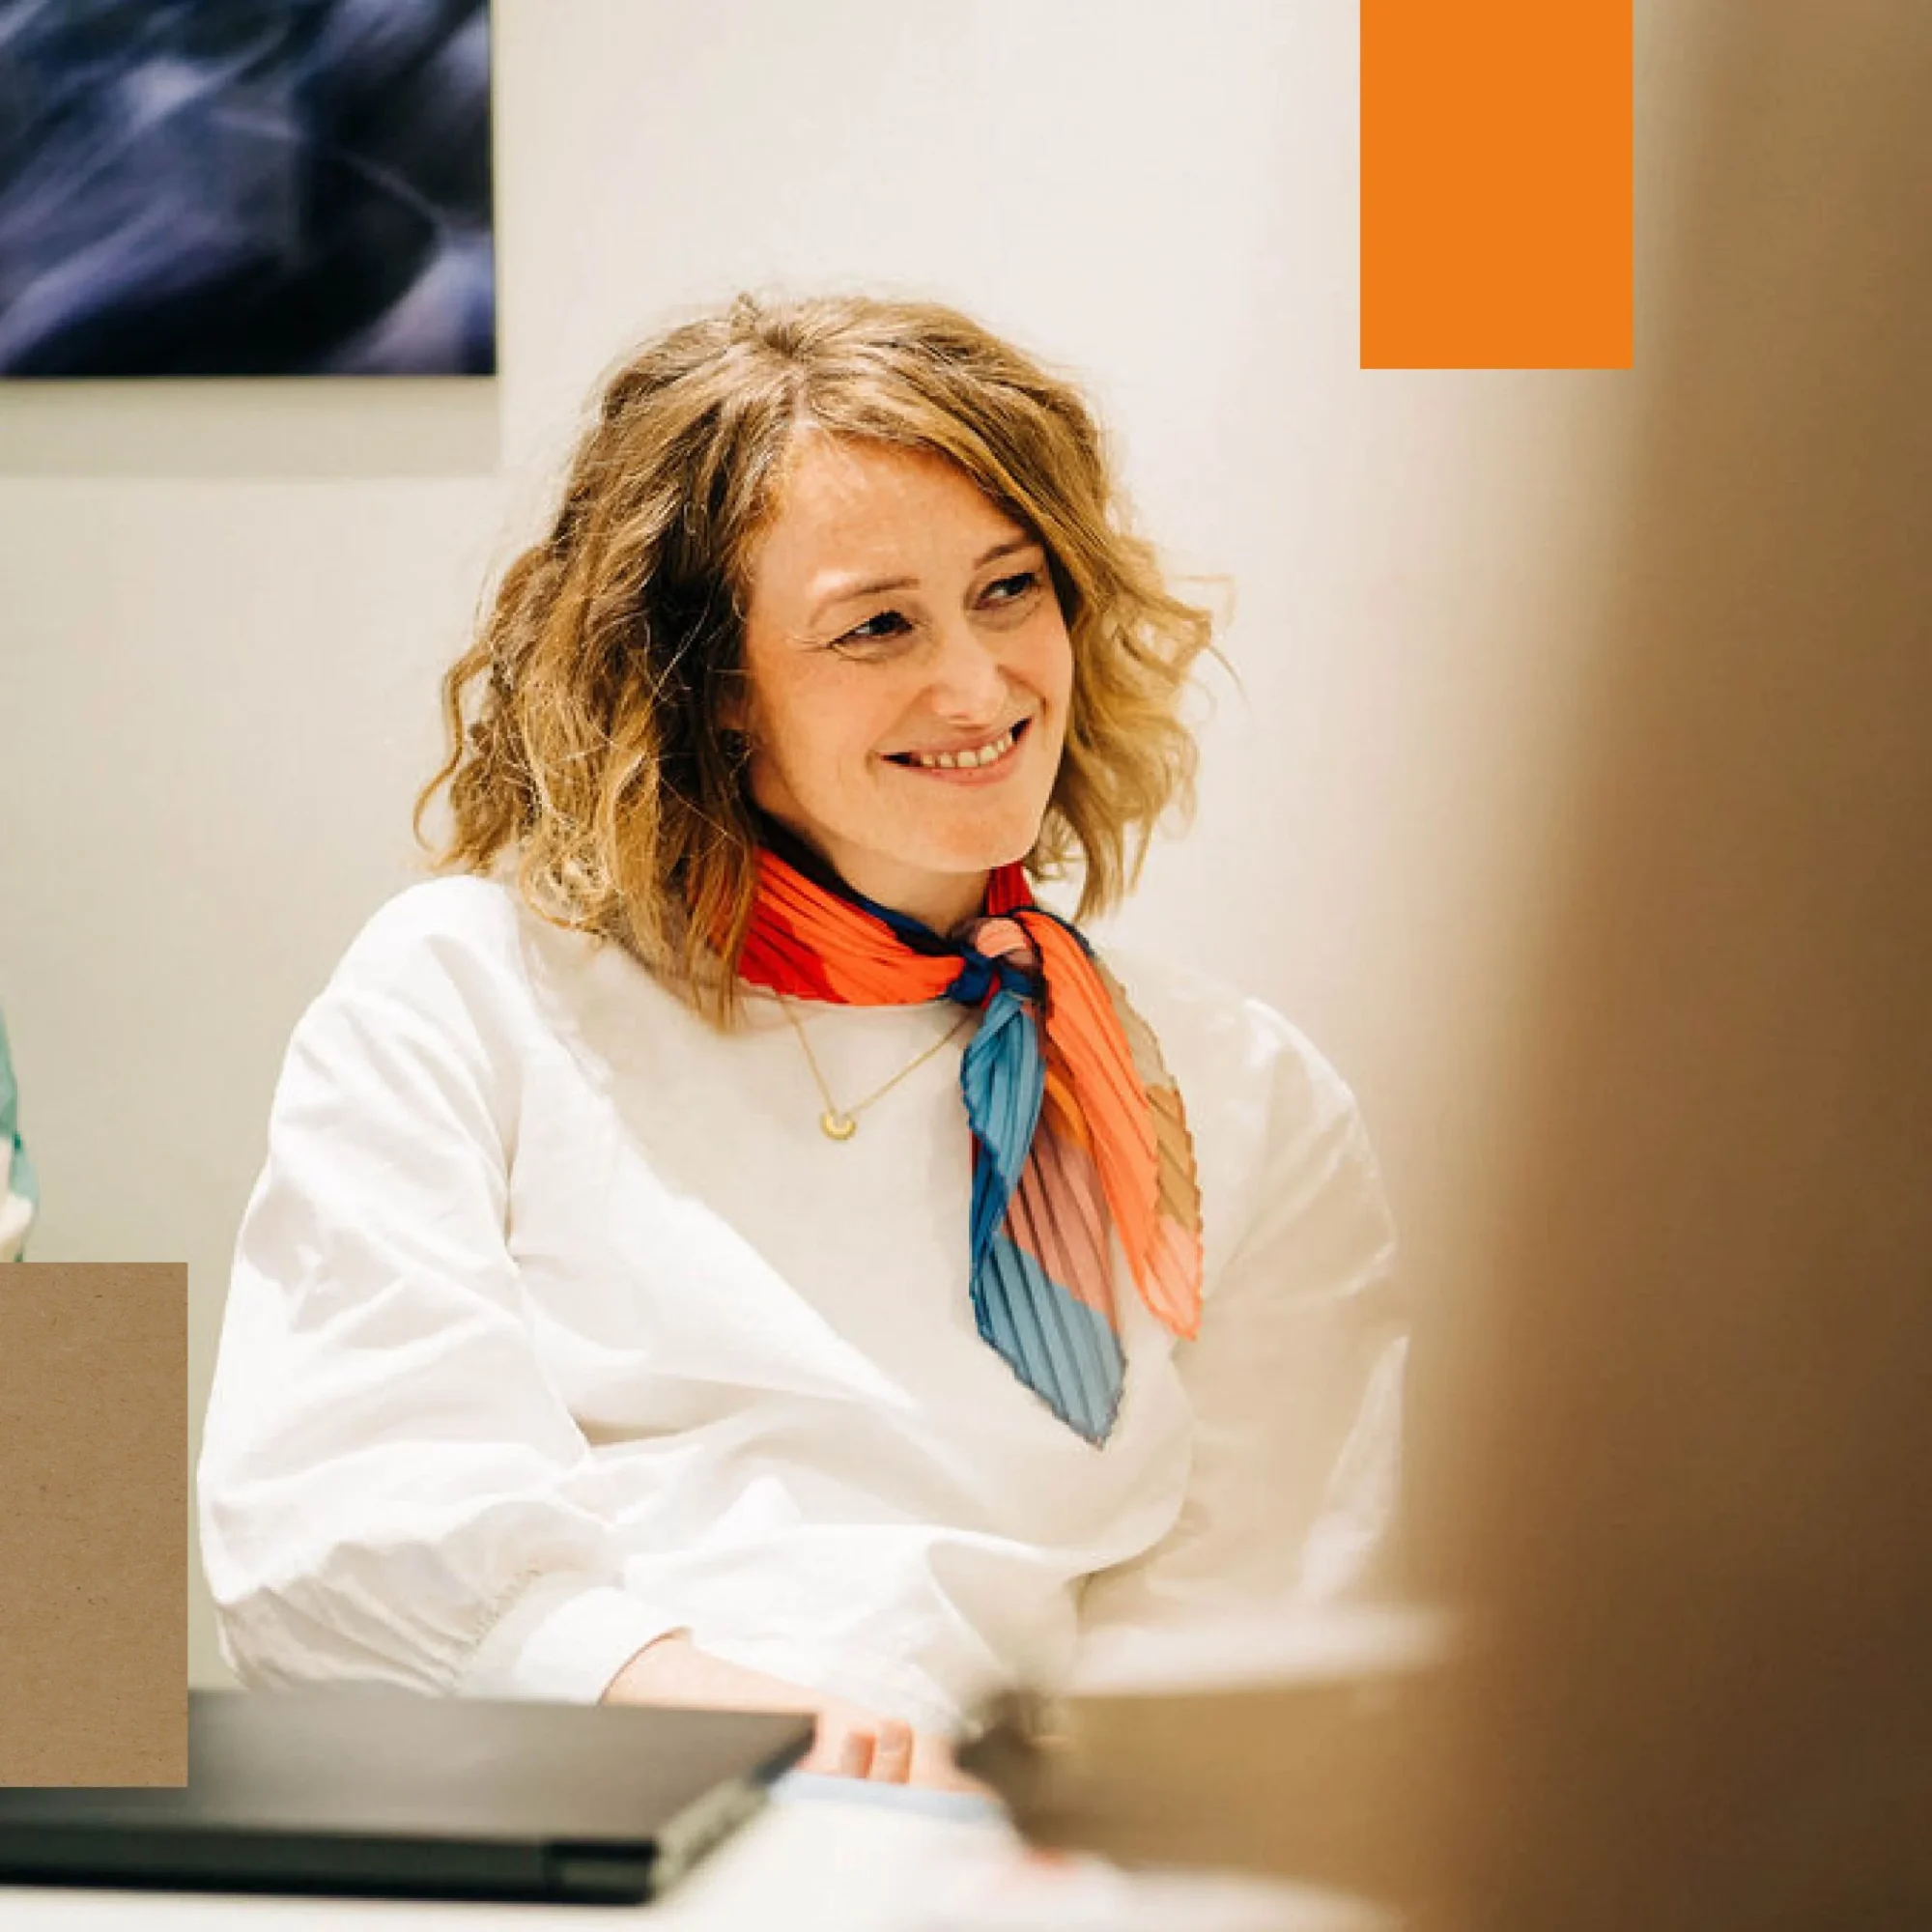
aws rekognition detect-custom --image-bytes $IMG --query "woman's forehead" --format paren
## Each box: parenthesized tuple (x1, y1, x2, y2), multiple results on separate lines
(777, 434, 997, 520)
(752, 438, 1028, 586)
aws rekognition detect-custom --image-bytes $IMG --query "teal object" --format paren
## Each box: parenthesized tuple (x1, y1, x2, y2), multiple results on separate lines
(0, 1005, 35, 1259)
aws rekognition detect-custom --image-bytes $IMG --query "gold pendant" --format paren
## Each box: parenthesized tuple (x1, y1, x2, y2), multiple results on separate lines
(820, 1109, 858, 1142)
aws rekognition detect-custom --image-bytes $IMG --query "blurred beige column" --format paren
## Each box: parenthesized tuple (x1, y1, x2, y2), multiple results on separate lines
(1428, 2, 1932, 1927)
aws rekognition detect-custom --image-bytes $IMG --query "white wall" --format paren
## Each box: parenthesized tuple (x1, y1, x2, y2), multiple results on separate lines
(0, 2, 1705, 1686)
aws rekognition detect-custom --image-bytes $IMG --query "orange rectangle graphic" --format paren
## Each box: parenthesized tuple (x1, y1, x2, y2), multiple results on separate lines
(1362, 0, 1633, 369)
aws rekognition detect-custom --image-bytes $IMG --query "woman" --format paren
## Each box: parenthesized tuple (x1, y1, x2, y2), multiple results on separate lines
(197, 293, 1406, 1788)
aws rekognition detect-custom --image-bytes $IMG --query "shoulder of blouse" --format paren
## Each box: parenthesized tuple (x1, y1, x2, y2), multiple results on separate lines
(314, 872, 716, 1082)
(333, 873, 528, 981)
(289, 875, 561, 1092)
(324, 873, 633, 1019)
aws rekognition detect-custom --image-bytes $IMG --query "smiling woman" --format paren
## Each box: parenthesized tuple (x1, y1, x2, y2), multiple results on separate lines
(196, 293, 1406, 1796)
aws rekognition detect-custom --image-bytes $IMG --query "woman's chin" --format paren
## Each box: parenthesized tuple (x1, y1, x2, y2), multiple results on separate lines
(905, 817, 1045, 879)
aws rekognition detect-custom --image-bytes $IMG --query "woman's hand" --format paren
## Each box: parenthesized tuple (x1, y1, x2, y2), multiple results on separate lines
(601, 1631, 963, 1787)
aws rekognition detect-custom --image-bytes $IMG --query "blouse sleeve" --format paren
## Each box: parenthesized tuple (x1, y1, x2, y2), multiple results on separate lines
(1074, 1004, 1407, 1662)
(196, 893, 679, 1703)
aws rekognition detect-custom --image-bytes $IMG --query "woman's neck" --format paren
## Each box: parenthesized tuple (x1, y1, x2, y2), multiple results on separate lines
(749, 810, 990, 935)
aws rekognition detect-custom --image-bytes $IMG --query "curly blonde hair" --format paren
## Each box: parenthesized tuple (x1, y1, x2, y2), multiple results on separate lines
(416, 291, 1216, 1028)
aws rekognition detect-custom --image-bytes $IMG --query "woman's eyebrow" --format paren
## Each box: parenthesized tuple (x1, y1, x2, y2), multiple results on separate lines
(806, 535, 1040, 627)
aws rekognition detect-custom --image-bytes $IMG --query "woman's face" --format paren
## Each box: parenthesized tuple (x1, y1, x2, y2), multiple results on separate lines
(733, 436, 1074, 932)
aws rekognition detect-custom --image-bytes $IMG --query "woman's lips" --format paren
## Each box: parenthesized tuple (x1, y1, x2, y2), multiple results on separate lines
(885, 718, 1032, 783)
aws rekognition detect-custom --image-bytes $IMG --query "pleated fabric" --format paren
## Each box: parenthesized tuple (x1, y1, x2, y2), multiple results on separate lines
(736, 843, 1203, 1444)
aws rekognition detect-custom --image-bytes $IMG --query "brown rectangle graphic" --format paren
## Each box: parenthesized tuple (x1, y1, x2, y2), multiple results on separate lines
(0, 1264, 186, 1785)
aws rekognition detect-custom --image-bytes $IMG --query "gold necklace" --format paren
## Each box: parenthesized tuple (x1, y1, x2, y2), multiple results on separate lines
(777, 997, 972, 1141)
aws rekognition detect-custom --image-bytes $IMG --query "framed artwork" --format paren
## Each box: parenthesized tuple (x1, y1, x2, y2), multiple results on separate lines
(0, 1, 495, 378)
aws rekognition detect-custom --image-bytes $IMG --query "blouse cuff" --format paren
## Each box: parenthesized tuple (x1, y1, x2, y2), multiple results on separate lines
(457, 1573, 681, 1704)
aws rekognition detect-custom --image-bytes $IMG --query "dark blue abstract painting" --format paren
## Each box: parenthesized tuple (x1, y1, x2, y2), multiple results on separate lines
(0, 1, 494, 377)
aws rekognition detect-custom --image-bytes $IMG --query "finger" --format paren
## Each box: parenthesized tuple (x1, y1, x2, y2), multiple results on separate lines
(836, 1727, 876, 1779)
(868, 1719, 914, 1783)
(800, 1715, 849, 1776)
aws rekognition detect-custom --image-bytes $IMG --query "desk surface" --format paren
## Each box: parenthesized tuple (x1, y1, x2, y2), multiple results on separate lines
(0, 1775, 1389, 1931)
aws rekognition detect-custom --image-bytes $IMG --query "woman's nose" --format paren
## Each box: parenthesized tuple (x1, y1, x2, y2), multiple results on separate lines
(923, 614, 1009, 720)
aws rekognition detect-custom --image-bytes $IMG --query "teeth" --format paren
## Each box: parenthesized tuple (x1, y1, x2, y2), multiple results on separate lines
(908, 726, 1016, 771)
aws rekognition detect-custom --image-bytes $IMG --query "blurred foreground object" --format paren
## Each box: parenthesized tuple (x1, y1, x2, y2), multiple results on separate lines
(962, 1605, 1451, 1911)
(974, 2, 1932, 1923)
(1428, 2, 1932, 1925)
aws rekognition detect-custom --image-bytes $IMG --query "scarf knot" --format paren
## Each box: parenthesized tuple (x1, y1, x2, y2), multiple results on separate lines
(945, 915, 1042, 1009)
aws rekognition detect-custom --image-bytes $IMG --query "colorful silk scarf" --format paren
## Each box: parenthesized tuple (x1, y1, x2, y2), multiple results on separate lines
(736, 828, 1203, 1445)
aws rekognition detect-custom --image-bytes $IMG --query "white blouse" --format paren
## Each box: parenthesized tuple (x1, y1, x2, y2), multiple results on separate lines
(197, 876, 1406, 1738)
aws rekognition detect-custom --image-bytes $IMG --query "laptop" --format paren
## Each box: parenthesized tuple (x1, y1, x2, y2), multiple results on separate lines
(0, 1687, 813, 1905)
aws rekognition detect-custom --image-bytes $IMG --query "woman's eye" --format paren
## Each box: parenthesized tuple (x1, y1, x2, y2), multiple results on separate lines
(837, 609, 913, 648)
(984, 571, 1039, 605)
